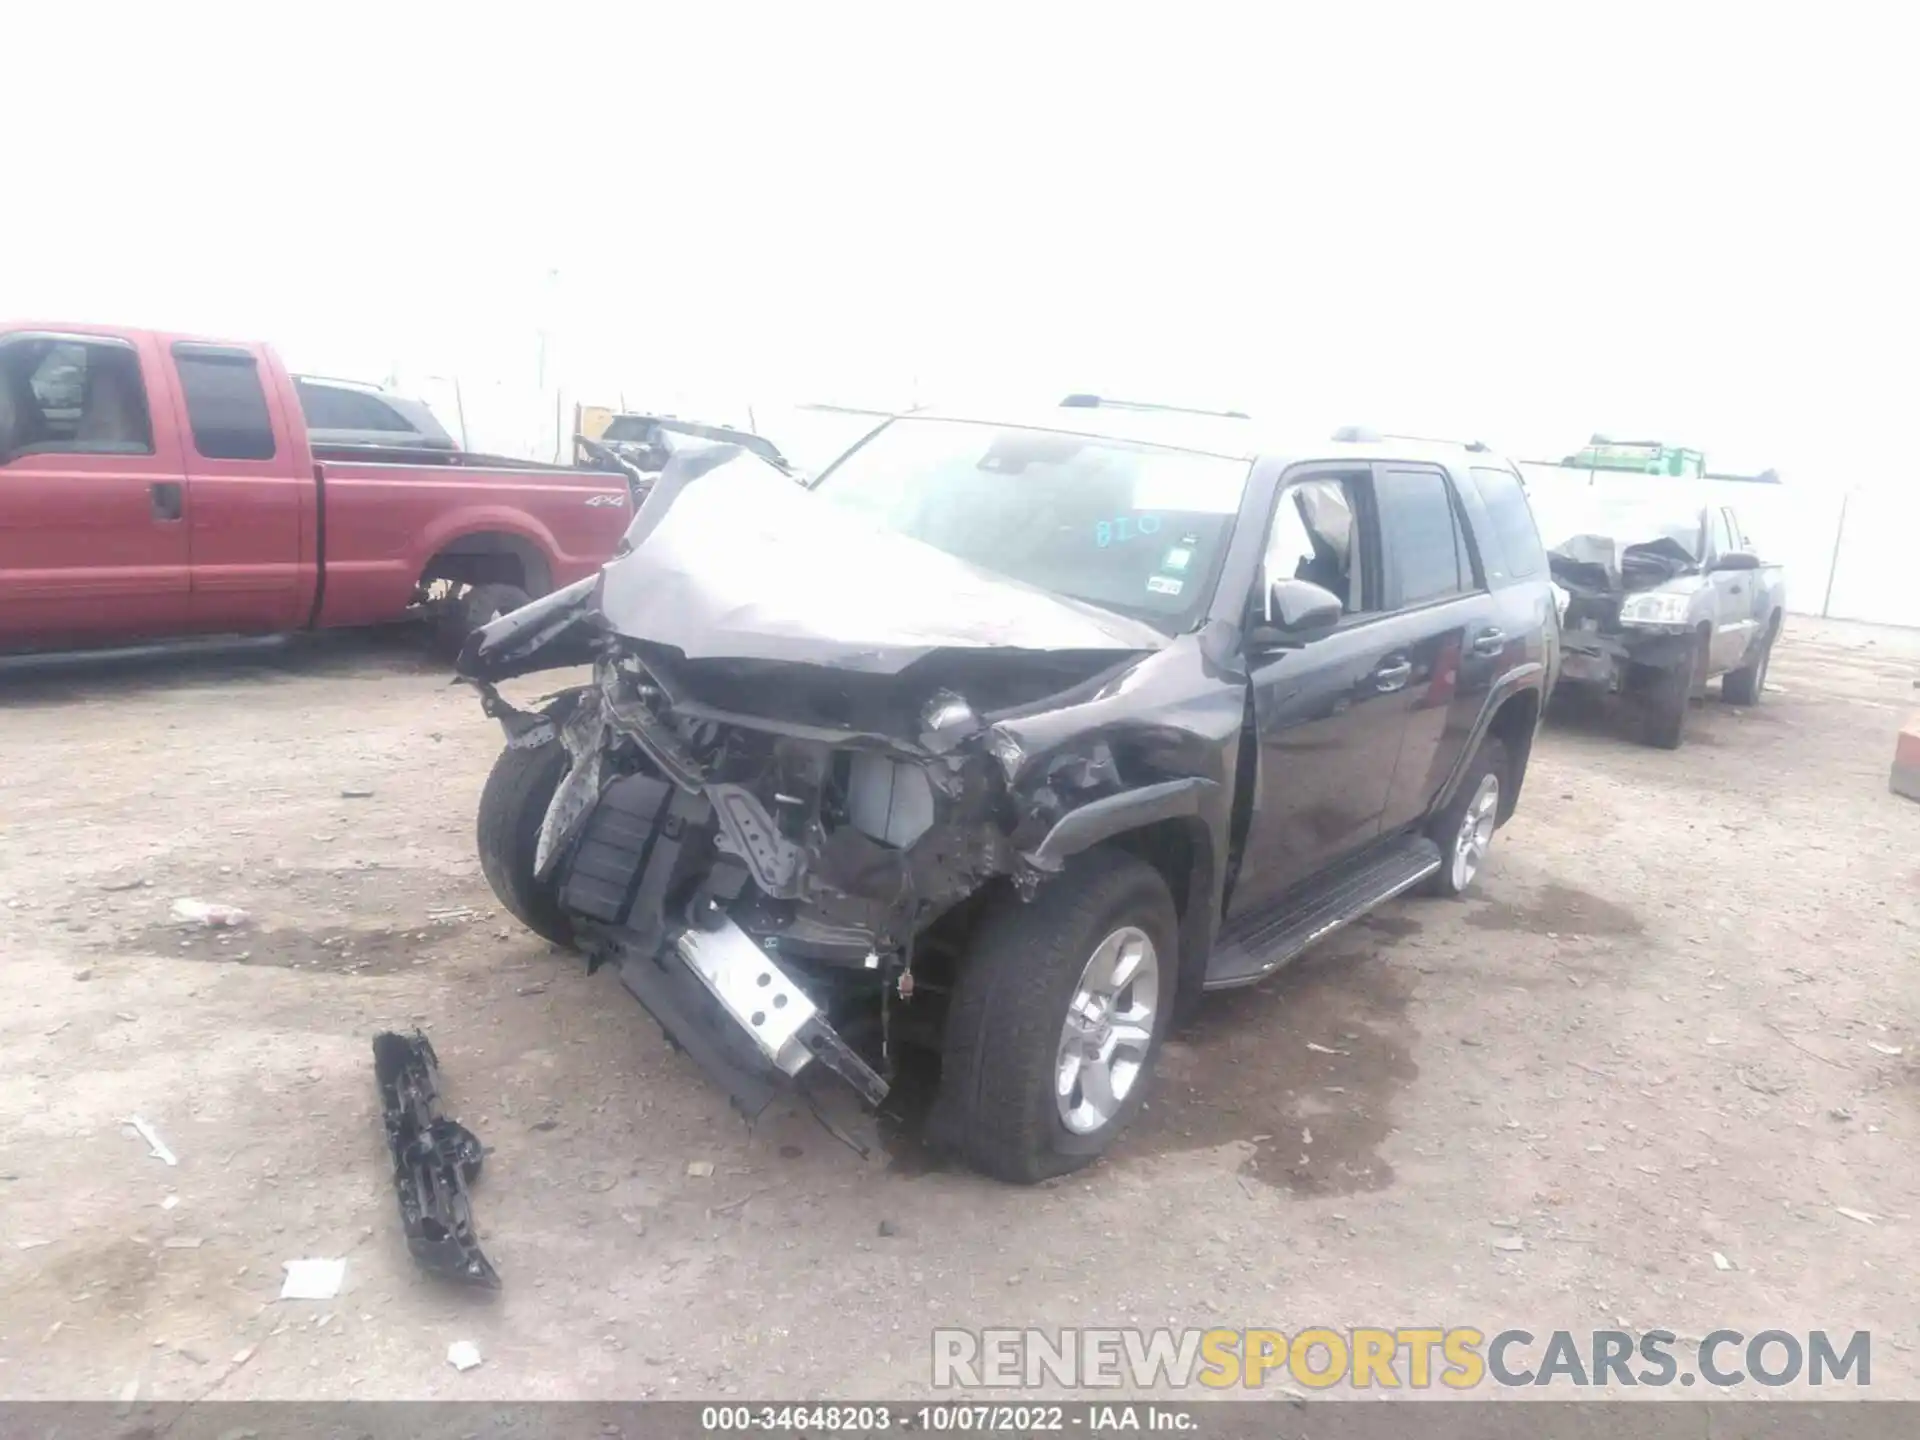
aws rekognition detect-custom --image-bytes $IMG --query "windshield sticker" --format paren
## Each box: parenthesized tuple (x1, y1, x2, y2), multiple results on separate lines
(1095, 514, 1162, 548)
(1146, 575, 1185, 596)
(1161, 546, 1192, 573)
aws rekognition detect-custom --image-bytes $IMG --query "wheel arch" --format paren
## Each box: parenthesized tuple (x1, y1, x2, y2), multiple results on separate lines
(1102, 815, 1217, 1004)
(1483, 688, 1540, 822)
(1021, 779, 1221, 1007)
(1436, 664, 1545, 822)
(421, 529, 553, 596)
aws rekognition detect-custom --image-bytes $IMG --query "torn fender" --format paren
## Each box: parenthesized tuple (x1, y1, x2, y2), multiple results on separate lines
(456, 574, 602, 683)
(1024, 777, 1220, 872)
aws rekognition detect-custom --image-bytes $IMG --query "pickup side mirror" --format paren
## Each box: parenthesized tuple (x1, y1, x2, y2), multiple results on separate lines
(1709, 550, 1760, 573)
(1250, 578, 1344, 649)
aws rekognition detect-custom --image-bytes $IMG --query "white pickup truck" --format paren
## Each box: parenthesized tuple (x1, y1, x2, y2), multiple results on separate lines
(1530, 482, 1787, 748)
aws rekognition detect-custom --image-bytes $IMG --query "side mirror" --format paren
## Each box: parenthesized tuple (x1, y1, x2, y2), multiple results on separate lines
(1709, 550, 1760, 573)
(1250, 578, 1343, 648)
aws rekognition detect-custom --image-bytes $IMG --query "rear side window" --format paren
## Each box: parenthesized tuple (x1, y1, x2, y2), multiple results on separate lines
(297, 381, 413, 433)
(173, 346, 276, 460)
(1376, 465, 1469, 608)
(1468, 465, 1548, 581)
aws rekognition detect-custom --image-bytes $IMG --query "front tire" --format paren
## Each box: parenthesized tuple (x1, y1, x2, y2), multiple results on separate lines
(1423, 737, 1508, 898)
(1633, 630, 1707, 749)
(476, 739, 573, 948)
(931, 849, 1178, 1184)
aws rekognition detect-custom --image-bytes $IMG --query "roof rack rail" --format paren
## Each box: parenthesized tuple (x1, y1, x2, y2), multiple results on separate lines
(1061, 394, 1249, 420)
(1331, 425, 1490, 453)
(292, 373, 388, 394)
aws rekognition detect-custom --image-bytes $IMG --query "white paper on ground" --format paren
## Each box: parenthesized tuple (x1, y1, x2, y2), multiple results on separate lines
(280, 1258, 345, 1300)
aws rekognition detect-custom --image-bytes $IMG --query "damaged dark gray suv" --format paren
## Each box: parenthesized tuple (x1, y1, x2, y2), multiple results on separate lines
(457, 404, 1557, 1182)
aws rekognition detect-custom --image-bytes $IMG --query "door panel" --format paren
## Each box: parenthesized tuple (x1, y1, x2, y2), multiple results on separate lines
(1370, 464, 1487, 832)
(1708, 508, 1757, 671)
(0, 332, 190, 644)
(1378, 598, 1489, 832)
(1231, 613, 1428, 912)
(167, 343, 307, 632)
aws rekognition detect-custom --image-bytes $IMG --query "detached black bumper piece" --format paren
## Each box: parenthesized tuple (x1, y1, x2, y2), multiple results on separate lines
(372, 1030, 501, 1289)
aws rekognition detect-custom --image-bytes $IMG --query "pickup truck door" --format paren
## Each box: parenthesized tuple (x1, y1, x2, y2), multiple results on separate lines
(0, 330, 192, 645)
(1373, 463, 1498, 835)
(1702, 505, 1759, 671)
(1227, 471, 1413, 912)
(165, 343, 308, 633)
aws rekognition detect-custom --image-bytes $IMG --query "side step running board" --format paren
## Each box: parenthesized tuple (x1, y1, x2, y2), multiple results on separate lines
(1204, 834, 1442, 989)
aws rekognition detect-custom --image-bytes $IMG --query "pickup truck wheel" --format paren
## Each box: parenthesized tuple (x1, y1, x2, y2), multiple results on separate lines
(931, 850, 1178, 1184)
(1635, 632, 1706, 749)
(1423, 737, 1508, 898)
(435, 582, 531, 660)
(1721, 620, 1778, 705)
(476, 739, 573, 949)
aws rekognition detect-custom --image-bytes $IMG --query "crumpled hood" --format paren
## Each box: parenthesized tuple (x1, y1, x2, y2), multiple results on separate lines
(593, 446, 1169, 674)
(1547, 531, 1698, 595)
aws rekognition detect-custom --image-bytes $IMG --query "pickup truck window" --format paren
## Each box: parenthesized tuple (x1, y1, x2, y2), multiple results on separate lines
(296, 381, 412, 434)
(0, 338, 154, 458)
(173, 347, 277, 461)
(1377, 465, 1471, 609)
(1467, 465, 1546, 581)
(1723, 508, 1751, 553)
(1706, 506, 1735, 558)
(1263, 477, 1365, 616)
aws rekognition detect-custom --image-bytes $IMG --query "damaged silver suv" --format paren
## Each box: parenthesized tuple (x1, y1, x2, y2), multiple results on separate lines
(457, 404, 1557, 1181)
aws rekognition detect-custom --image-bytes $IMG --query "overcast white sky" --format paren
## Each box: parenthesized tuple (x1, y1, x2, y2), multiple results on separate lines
(6, 3, 1915, 480)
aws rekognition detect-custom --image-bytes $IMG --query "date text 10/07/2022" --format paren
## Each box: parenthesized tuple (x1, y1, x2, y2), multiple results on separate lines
(700, 1404, 1198, 1432)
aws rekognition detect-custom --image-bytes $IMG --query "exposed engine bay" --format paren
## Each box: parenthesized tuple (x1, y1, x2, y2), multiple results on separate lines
(458, 441, 1228, 1120)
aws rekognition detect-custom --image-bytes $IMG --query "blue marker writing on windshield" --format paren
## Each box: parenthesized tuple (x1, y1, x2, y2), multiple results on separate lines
(1095, 514, 1162, 548)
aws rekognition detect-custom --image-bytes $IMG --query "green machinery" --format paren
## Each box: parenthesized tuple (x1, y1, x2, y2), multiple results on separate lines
(1562, 436, 1707, 478)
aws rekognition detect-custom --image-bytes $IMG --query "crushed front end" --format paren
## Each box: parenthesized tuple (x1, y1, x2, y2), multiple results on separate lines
(1548, 532, 1702, 689)
(456, 442, 1183, 1119)
(470, 646, 1160, 1117)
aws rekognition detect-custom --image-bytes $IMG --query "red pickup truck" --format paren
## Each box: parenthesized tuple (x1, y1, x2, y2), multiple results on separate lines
(0, 321, 631, 655)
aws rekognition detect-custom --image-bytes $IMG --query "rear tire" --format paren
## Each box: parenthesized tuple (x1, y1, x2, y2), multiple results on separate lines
(930, 849, 1178, 1184)
(1721, 618, 1778, 705)
(435, 582, 531, 660)
(1422, 737, 1508, 898)
(476, 739, 573, 948)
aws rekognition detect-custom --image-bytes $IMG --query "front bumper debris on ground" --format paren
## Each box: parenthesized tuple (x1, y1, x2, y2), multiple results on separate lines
(372, 1030, 500, 1289)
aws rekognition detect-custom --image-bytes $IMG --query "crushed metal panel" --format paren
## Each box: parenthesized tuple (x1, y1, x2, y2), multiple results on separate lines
(673, 918, 819, 1076)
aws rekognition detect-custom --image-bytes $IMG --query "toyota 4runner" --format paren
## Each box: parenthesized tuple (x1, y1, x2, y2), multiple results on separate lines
(457, 404, 1559, 1182)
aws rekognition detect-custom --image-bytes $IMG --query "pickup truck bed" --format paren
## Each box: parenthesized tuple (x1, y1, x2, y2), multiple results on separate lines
(0, 321, 630, 653)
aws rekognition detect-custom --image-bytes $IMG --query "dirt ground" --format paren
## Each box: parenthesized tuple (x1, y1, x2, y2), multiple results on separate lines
(3, 618, 1919, 1403)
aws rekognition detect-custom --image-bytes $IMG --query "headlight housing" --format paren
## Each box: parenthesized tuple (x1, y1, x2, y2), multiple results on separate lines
(1617, 591, 1693, 627)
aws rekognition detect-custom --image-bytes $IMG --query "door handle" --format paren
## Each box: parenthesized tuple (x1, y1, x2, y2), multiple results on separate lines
(150, 481, 183, 522)
(1373, 659, 1413, 692)
(1470, 627, 1506, 657)
(1728, 584, 1743, 595)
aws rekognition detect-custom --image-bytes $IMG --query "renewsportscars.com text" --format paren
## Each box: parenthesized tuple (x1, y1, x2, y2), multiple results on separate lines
(932, 1327, 1871, 1390)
